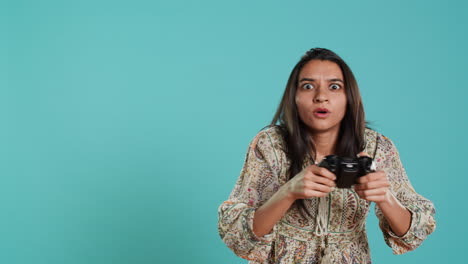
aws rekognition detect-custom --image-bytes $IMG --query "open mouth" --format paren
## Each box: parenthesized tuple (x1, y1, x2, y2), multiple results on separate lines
(313, 108, 331, 118)
(313, 108, 330, 114)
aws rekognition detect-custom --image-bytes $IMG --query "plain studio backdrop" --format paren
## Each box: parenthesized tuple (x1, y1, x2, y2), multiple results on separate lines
(2, 0, 467, 263)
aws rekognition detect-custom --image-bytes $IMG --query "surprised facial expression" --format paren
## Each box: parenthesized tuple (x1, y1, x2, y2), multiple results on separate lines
(295, 60, 347, 134)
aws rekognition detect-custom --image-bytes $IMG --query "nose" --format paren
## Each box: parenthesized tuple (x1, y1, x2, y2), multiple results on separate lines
(313, 87, 329, 103)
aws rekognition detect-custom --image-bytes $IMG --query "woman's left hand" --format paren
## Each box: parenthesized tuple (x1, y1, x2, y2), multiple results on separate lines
(353, 152, 392, 204)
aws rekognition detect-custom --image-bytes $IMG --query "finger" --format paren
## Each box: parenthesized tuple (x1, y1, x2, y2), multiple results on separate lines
(354, 180, 390, 190)
(357, 152, 370, 158)
(310, 165, 337, 181)
(306, 181, 334, 193)
(355, 187, 387, 197)
(309, 174, 336, 187)
(356, 171, 386, 184)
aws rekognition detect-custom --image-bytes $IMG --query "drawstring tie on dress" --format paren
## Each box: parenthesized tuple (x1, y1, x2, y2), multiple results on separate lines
(315, 195, 332, 264)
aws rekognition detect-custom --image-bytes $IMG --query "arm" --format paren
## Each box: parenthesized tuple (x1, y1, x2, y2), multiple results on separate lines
(218, 129, 282, 262)
(252, 184, 296, 237)
(354, 167, 412, 236)
(374, 136, 436, 254)
(375, 191, 412, 237)
(253, 163, 336, 237)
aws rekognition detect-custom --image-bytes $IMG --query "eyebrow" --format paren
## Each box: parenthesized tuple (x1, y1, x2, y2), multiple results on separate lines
(299, 78, 344, 84)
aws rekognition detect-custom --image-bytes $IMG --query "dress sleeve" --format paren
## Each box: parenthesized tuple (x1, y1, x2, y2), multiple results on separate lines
(217, 129, 281, 262)
(374, 136, 436, 255)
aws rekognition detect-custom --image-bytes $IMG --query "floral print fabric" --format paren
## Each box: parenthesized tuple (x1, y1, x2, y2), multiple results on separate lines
(217, 125, 436, 263)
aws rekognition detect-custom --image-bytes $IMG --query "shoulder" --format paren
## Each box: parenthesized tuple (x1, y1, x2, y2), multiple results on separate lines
(251, 125, 287, 152)
(365, 127, 394, 147)
(364, 127, 400, 160)
(246, 125, 287, 167)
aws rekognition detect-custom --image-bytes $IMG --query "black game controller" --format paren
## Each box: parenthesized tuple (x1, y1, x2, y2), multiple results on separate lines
(318, 155, 376, 188)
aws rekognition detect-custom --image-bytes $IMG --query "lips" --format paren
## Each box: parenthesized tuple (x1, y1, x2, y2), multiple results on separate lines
(313, 107, 331, 118)
(313, 108, 330, 114)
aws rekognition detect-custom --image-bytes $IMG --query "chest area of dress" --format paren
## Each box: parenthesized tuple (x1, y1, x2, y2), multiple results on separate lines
(282, 188, 372, 232)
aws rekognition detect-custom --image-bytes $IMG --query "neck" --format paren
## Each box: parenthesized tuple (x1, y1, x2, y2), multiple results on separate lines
(309, 129, 340, 161)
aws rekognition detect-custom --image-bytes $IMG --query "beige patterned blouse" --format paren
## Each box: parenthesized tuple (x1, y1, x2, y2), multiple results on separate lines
(217, 125, 436, 263)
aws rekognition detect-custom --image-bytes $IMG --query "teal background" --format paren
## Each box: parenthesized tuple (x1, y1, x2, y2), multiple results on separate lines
(2, 0, 467, 263)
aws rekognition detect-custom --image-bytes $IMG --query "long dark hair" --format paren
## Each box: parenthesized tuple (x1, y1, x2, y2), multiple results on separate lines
(270, 48, 373, 220)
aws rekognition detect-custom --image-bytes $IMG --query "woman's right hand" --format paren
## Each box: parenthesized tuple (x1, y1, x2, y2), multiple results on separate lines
(285, 165, 337, 200)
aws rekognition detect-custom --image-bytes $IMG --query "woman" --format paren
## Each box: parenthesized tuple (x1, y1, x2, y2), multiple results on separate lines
(217, 48, 436, 263)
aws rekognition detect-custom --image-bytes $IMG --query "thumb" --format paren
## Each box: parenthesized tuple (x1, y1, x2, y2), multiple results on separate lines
(357, 152, 370, 158)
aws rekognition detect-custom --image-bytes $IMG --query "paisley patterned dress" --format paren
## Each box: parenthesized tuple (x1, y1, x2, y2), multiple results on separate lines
(217, 125, 436, 263)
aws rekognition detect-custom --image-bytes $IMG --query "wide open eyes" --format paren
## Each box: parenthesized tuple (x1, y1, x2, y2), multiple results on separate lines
(301, 83, 342, 90)
(329, 83, 342, 90)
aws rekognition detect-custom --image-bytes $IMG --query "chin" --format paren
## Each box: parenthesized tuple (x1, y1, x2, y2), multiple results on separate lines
(306, 123, 340, 133)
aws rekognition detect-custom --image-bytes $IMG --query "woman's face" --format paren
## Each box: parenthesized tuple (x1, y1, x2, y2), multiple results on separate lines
(295, 59, 347, 134)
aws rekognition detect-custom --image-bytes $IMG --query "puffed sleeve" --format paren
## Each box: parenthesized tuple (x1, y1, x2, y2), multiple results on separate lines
(217, 128, 282, 262)
(374, 135, 436, 255)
